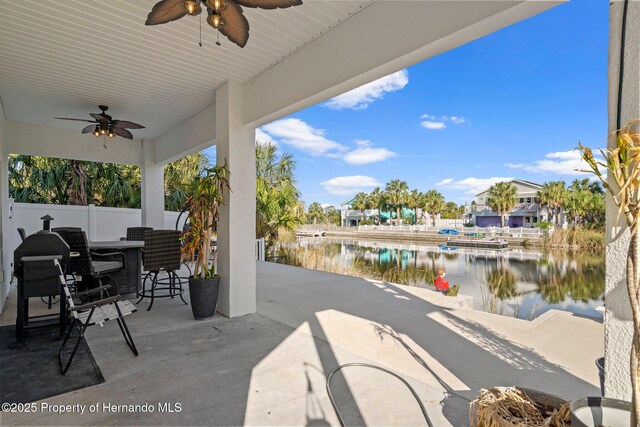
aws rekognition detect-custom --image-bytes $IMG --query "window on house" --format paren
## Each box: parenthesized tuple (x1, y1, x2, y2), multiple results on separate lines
(525, 217, 530, 223)
(519, 198, 524, 203)
(526, 197, 532, 203)
(533, 216, 538, 223)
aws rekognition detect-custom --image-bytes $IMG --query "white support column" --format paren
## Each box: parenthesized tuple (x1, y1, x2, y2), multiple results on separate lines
(87, 204, 97, 241)
(0, 101, 9, 311)
(604, 0, 640, 400)
(215, 81, 257, 318)
(141, 140, 165, 229)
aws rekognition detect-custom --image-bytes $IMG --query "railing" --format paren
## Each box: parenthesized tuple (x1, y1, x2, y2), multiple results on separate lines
(297, 223, 545, 237)
(297, 224, 343, 232)
(357, 224, 544, 237)
(256, 238, 265, 261)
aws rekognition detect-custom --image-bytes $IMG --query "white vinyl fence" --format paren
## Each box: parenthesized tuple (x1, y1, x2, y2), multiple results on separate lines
(7, 200, 266, 273)
(7, 200, 180, 272)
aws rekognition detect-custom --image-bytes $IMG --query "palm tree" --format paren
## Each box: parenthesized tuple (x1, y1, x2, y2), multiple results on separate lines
(367, 187, 383, 224)
(67, 160, 88, 205)
(441, 201, 464, 219)
(569, 178, 591, 192)
(486, 181, 517, 227)
(165, 152, 209, 210)
(307, 202, 325, 225)
(407, 189, 424, 224)
(423, 190, 446, 226)
(351, 192, 368, 224)
(538, 181, 566, 226)
(384, 179, 409, 225)
(324, 205, 341, 226)
(255, 142, 303, 238)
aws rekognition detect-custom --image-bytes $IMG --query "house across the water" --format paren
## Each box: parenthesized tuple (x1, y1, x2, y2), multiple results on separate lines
(465, 179, 561, 228)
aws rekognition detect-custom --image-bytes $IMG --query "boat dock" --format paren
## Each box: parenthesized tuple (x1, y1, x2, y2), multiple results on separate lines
(296, 229, 326, 237)
(447, 238, 509, 249)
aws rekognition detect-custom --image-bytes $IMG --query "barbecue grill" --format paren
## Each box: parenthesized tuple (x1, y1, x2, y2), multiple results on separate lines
(13, 215, 71, 343)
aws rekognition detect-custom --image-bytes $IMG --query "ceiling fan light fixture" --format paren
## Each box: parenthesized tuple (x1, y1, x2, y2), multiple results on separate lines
(93, 126, 101, 137)
(207, 0, 226, 11)
(206, 12, 224, 29)
(108, 127, 116, 138)
(181, 0, 202, 16)
(100, 127, 107, 135)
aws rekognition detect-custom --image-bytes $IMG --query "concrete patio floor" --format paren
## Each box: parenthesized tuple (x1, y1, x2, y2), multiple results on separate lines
(1, 261, 603, 426)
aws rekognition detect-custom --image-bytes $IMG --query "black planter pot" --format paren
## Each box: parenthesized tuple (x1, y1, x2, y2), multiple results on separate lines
(570, 397, 631, 427)
(595, 357, 605, 396)
(188, 276, 220, 320)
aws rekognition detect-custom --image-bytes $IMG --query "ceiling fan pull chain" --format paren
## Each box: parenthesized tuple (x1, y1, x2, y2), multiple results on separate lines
(216, 30, 221, 47)
(199, 12, 203, 47)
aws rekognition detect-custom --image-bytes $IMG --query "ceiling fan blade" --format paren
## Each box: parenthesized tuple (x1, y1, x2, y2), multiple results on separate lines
(146, 0, 188, 25)
(81, 125, 96, 134)
(54, 117, 96, 122)
(233, 0, 301, 9)
(112, 128, 134, 139)
(218, 0, 249, 48)
(90, 113, 110, 124)
(111, 120, 145, 129)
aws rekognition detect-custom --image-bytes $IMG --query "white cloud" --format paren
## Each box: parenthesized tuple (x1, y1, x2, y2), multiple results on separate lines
(505, 149, 605, 176)
(436, 177, 515, 195)
(420, 114, 467, 130)
(255, 128, 274, 145)
(421, 121, 446, 130)
(320, 175, 382, 196)
(262, 118, 346, 156)
(342, 139, 397, 165)
(325, 70, 409, 110)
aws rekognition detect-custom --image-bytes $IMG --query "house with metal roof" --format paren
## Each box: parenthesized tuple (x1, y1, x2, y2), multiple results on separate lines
(465, 179, 562, 228)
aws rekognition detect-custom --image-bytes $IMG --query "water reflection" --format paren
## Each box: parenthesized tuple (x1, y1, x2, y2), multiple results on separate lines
(271, 238, 605, 320)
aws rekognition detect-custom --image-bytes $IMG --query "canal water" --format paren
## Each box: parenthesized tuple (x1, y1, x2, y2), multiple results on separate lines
(270, 238, 605, 320)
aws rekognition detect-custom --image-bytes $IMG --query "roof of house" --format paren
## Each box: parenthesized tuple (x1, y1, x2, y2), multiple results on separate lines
(475, 179, 542, 196)
(340, 197, 356, 207)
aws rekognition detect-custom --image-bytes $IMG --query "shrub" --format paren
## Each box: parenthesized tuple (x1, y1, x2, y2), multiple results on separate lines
(542, 227, 603, 252)
(534, 221, 554, 230)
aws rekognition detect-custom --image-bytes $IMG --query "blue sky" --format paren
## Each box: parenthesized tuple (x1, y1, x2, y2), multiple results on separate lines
(225, 0, 608, 207)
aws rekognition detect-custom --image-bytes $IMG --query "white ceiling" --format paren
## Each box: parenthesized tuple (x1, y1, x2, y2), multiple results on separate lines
(0, 0, 372, 140)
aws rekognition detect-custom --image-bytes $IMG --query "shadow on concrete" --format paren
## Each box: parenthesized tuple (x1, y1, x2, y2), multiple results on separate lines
(0, 262, 601, 426)
(257, 262, 600, 425)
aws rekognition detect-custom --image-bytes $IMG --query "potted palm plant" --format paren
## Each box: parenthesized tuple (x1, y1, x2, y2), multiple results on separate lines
(181, 162, 230, 320)
(577, 119, 639, 426)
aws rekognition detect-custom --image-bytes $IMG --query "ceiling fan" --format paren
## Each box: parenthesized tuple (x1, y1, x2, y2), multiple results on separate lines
(145, 0, 302, 48)
(55, 105, 145, 140)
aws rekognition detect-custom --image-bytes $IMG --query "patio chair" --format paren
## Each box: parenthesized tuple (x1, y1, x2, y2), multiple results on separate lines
(126, 227, 153, 241)
(51, 227, 82, 232)
(125, 227, 153, 280)
(54, 229, 125, 293)
(17, 227, 27, 241)
(136, 229, 187, 311)
(55, 259, 138, 375)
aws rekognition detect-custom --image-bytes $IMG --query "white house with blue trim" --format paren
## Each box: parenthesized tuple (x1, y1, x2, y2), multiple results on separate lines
(466, 179, 559, 228)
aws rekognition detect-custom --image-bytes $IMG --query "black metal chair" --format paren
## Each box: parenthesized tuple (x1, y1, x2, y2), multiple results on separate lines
(136, 230, 187, 311)
(126, 227, 153, 241)
(125, 227, 153, 280)
(55, 259, 138, 375)
(54, 229, 125, 293)
(51, 227, 82, 232)
(17, 228, 27, 241)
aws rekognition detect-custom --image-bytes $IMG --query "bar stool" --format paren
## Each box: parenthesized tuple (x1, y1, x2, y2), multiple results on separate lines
(136, 230, 187, 311)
